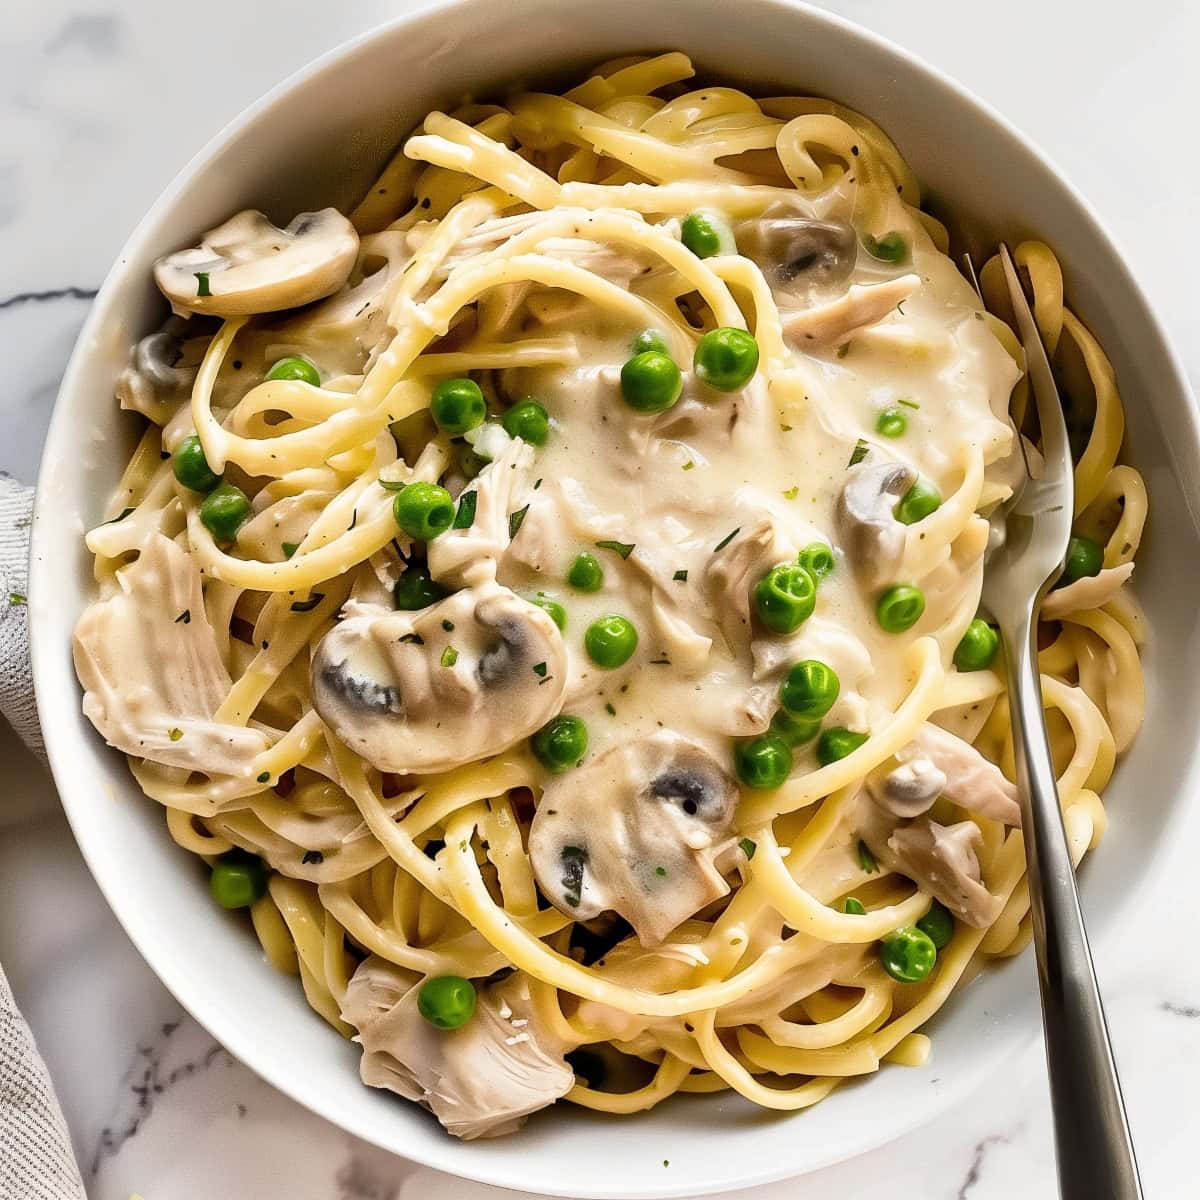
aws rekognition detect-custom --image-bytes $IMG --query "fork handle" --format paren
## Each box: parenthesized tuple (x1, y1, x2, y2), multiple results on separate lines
(999, 607, 1143, 1199)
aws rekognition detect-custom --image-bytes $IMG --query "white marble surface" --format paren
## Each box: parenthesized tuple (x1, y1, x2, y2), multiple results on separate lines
(2, 1, 1199, 1196)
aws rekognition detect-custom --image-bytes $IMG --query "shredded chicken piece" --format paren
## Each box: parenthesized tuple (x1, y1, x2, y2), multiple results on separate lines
(860, 804, 1001, 928)
(342, 959, 573, 1139)
(781, 275, 920, 345)
(72, 534, 270, 776)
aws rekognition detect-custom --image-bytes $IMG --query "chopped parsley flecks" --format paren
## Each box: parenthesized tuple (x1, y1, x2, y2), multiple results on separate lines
(453, 490, 478, 528)
(857, 839, 879, 874)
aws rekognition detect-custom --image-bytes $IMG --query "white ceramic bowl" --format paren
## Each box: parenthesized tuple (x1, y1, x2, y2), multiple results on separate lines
(29, 2, 1200, 1196)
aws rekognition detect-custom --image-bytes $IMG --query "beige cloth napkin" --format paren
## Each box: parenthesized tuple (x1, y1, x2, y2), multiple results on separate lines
(0, 475, 86, 1199)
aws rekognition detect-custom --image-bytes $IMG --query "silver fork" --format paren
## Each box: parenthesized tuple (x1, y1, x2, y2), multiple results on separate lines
(980, 245, 1142, 1199)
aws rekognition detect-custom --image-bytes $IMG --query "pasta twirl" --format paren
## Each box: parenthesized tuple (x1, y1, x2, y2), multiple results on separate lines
(72, 53, 1146, 1139)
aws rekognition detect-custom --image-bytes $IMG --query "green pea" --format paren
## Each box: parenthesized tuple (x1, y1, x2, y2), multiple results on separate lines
(954, 618, 999, 672)
(568, 551, 604, 592)
(620, 351, 683, 413)
(1063, 534, 1103, 582)
(735, 733, 793, 790)
(265, 356, 321, 387)
(430, 377, 486, 435)
(532, 714, 588, 773)
(780, 660, 841, 720)
(879, 926, 937, 983)
(172, 434, 220, 493)
(917, 900, 955, 950)
(843, 896, 866, 916)
(529, 593, 567, 631)
(631, 329, 670, 356)
(817, 727, 869, 766)
(876, 584, 925, 633)
(769, 708, 822, 747)
(861, 232, 909, 264)
(895, 478, 942, 525)
(393, 482, 455, 541)
(417, 975, 477, 1029)
(694, 327, 760, 392)
(393, 567, 448, 611)
(502, 398, 550, 446)
(876, 408, 907, 438)
(584, 614, 638, 669)
(200, 481, 251, 544)
(210, 849, 268, 909)
(797, 542, 835, 581)
(754, 562, 817, 635)
(680, 210, 735, 259)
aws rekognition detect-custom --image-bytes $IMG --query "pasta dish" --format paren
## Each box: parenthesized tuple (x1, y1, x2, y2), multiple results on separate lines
(72, 53, 1147, 1139)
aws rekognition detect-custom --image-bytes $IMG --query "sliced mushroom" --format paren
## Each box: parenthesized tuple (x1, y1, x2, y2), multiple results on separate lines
(1040, 562, 1134, 620)
(736, 206, 856, 292)
(529, 732, 738, 945)
(867, 756, 947, 819)
(341, 957, 573, 1140)
(115, 319, 202, 420)
(836, 461, 917, 590)
(782, 275, 920, 346)
(153, 208, 359, 317)
(873, 817, 1001, 928)
(73, 533, 270, 776)
(311, 580, 567, 774)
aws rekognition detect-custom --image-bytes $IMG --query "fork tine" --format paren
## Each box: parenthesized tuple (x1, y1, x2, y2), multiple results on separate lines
(998, 244, 1071, 485)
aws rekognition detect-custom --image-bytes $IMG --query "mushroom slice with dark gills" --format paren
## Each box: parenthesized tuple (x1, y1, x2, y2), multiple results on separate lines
(836, 460, 917, 590)
(735, 206, 857, 294)
(311, 580, 567, 774)
(529, 732, 738, 946)
(115, 317, 201, 418)
(154, 208, 359, 317)
(342, 957, 573, 1140)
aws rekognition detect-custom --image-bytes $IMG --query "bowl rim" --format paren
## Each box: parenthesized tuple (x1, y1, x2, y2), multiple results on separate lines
(29, 1, 1200, 1195)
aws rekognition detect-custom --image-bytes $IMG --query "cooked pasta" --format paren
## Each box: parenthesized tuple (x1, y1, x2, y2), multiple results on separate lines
(72, 52, 1146, 1139)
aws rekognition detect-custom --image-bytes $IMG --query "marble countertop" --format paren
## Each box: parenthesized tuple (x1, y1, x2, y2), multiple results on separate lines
(3, 1, 1199, 1196)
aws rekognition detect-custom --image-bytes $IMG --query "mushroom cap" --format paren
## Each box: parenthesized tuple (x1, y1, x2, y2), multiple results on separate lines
(311, 581, 567, 775)
(836, 460, 917, 590)
(528, 731, 739, 945)
(867, 755, 947, 819)
(153, 208, 359, 317)
(736, 208, 857, 292)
